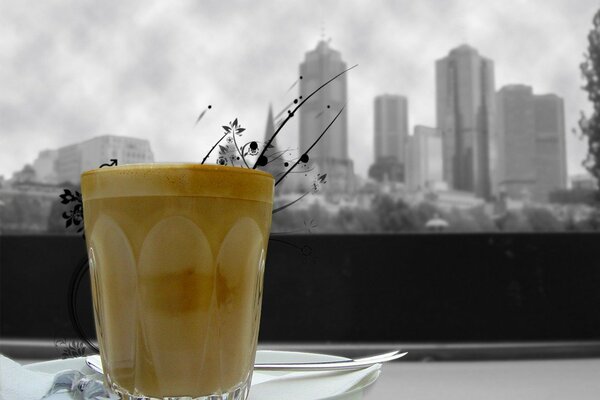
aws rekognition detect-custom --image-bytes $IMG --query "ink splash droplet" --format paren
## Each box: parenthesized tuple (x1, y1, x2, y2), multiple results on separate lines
(327, 105, 331, 109)
(284, 162, 289, 167)
(256, 155, 268, 167)
(249, 141, 258, 151)
(300, 76, 303, 79)
(300, 154, 309, 163)
(299, 96, 303, 99)
(208, 105, 212, 109)
(294, 99, 299, 104)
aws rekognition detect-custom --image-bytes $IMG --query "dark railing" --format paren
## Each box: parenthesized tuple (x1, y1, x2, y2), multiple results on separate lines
(1, 234, 600, 351)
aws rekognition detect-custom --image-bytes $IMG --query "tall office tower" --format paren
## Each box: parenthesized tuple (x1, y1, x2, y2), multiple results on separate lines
(533, 94, 567, 201)
(406, 126, 443, 191)
(299, 40, 354, 194)
(495, 85, 537, 199)
(374, 94, 409, 164)
(436, 44, 496, 199)
(495, 86, 567, 202)
(369, 94, 408, 183)
(56, 135, 154, 184)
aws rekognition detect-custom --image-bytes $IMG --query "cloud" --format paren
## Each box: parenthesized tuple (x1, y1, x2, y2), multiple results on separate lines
(0, 0, 597, 179)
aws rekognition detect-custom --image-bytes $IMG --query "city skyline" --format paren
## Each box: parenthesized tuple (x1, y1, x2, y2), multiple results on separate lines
(0, 0, 596, 183)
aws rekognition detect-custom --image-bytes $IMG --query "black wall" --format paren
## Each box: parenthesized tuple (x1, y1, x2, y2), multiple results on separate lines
(2, 234, 599, 342)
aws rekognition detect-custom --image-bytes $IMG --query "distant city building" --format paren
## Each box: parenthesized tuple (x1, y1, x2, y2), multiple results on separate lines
(436, 44, 496, 199)
(368, 94, 408, 184)
(374, 94, 409, 165)
(368, 156, 404, 183)
(56, 135, 154, 184)
(32, 149, 59, 183)
(571, 174, 596, 190)
(534, 94, 567, 201)
(496, 86, 567, 202)
(495, 85, 537, 200)
(299, 39, 354, 194)
(406, 125, 443, 191)
(2, 164, 63, 233)
(12, 164, 37, 183)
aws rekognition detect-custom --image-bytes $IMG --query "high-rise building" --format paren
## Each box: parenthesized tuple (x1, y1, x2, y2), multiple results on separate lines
(56, 135, 154, 184)
(374, 94, 409, 164)
(495, 86, 567, 202)
(32, 149, 59, 183)
(369, 94, 408, 183)
(436, 44, 496, 199)
(533, 94, 567, 201)
(495, 85, 537, 199)
(299, 40, 354, 194)
(406, 126, 443, 191)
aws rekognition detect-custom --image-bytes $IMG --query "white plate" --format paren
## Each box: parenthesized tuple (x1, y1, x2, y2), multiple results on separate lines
(24, 350, 381, 400)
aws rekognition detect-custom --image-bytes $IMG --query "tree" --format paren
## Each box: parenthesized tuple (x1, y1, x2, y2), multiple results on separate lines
(580, 9, 600, 191)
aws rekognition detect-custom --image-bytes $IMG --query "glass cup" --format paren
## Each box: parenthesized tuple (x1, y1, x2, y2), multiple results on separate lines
(81, 164, 274, 400)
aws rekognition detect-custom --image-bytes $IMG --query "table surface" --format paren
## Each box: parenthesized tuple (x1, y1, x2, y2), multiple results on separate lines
(364, 359, 600, 399)
(17, 357, 600, 399)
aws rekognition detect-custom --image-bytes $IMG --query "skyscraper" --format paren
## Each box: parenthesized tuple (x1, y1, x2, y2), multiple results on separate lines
(495, 85, 537, 199)
(533, 94, 567, 201)
(406, 126, 443, 191)
(369, 94, 408, 183)
(374, 94, 409, 164)
(495, 86, 567, 202)
(299, 40, 354, 194)
(436, 44, 496, 199)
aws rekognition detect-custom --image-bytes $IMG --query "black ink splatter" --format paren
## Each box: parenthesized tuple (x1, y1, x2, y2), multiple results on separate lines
(195, 105, 212, 126)
(256, 155, 268, 166)
(275, 106, 345, 186)
(253, 64, 358, 169)
(300, 154, 309, 163)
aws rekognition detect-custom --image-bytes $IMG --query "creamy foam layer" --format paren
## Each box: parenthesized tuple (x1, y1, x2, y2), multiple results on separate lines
(81, 164, 274, 203)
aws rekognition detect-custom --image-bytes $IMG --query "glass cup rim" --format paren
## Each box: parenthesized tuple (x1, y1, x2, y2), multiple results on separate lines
(81, 162, 274, 180)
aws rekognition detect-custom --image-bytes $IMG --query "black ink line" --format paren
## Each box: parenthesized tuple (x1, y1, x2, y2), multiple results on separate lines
(272, 191, 309, 214)
(99, 159, 118, 168)
(201, 132, 228, 164)
(194, 109, 207, 126)
(232, 130, 249, 168)
(286, 78, 300, 93)
(275, 106, 344, 186)
(253, 64, 357, 169)
(68, 257, 99, 353)
(274, 101, 295, 121)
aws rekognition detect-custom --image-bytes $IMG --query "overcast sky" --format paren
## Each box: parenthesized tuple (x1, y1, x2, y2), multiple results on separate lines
(0, 0, 597, 181)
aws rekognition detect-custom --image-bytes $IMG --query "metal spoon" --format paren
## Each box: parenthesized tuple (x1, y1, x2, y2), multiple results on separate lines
(85, 350, 406, 375)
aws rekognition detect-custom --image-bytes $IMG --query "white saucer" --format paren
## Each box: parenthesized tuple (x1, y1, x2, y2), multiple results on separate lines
(24, 350, 381, 400)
